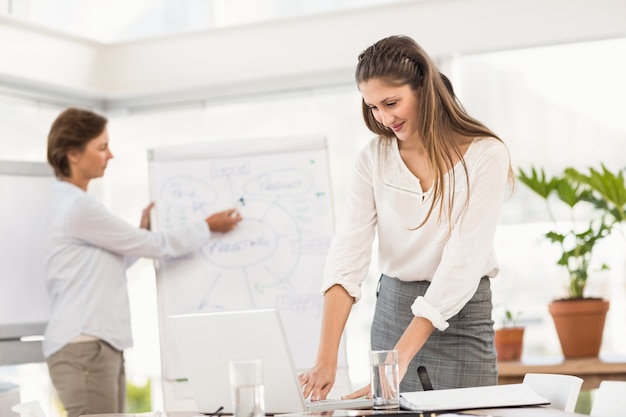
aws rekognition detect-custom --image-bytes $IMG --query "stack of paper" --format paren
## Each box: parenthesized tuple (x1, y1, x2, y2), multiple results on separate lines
(400, 383, 550, 412)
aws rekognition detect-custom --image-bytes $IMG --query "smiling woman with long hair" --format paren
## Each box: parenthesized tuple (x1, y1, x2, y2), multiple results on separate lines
(300, 35, 514, 400)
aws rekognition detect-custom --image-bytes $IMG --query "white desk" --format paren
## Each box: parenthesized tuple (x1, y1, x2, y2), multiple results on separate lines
(84, 407, 589, 417)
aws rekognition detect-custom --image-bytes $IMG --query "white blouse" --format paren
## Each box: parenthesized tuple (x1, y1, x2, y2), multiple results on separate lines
(322, 137, 510, 330)
(43, 181, 210, 357)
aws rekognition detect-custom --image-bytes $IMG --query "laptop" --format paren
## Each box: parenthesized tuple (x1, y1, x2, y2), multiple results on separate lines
(169, 308, 372, 414)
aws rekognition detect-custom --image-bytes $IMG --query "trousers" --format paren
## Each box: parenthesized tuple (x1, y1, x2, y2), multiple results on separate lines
(47, 340, 126, 417)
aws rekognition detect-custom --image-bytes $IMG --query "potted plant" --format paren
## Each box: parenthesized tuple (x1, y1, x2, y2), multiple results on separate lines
(517, 164, 626, 358)
(494, 309, 525, 361)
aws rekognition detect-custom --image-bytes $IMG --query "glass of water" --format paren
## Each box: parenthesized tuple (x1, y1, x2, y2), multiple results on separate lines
(229, 359, 265, 417)
(370, 349, 400, 410)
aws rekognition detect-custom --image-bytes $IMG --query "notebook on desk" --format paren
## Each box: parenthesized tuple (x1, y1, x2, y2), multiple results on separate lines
(399, 383, 550, 413)
(169, 308, 372, 414)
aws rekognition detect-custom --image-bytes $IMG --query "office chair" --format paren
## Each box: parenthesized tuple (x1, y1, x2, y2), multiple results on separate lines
(522, 372, 583, 412)
(590, 380, 626, 417)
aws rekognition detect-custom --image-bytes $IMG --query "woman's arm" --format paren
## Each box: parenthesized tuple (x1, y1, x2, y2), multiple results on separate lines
(342, 316, 435, 400)
(300, 284, 354, 401)
(415, 139, 511, 326)
(69, 197, 239, 259)
(303, 140, 378, 400)
(393, 316, 435, 380)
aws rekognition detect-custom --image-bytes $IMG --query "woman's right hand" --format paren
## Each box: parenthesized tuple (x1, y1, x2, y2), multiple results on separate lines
(205, 209, 242, 233)
(299, 360, 337, 401)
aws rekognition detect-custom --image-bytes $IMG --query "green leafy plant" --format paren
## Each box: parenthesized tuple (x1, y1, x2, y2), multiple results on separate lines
(517, 164, 626, 299)
(565, 165, 626, 225)
(494, 304, 522, 329)
(501, 309, 521, 328)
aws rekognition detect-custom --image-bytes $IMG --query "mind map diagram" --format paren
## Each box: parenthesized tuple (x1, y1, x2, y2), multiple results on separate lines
(154, 151, 333, 320)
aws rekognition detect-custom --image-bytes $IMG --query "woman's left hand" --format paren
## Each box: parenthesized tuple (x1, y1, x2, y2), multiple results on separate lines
(140, 202, 155, 230)
(341, 384, 371, 400)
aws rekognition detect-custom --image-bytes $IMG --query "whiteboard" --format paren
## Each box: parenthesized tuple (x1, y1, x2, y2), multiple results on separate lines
(0, 161, 54, 364)
(149, 137, 342, 380)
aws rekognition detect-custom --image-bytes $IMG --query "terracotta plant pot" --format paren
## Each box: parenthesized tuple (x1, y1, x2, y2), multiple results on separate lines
(495, 327, 525, 361)
(548, 298, 609, 358)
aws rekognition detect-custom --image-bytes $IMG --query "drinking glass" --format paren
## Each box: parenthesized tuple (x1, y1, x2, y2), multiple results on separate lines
(369, 349, 400, 410)
(229, 359, 265, 417)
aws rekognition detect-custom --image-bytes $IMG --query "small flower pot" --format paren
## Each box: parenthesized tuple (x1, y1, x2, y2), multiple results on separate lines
(495, 327, 525, 361)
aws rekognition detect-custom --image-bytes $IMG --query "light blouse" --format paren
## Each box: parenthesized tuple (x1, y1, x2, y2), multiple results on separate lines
(43, 181, 210, 357)
(322, 136, 510, 331)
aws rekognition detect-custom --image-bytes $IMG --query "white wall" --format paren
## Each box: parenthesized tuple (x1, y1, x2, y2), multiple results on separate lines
(0, 16, 100, 100)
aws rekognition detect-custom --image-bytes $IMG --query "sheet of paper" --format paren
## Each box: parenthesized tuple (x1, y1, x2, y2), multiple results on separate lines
(400, 383, 549, 412)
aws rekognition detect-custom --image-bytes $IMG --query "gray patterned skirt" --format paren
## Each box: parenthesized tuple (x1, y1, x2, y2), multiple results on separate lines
(371, 274, 497, 391)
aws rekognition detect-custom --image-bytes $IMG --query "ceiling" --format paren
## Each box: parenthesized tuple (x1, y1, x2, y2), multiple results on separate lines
(1, 0, 415, 43)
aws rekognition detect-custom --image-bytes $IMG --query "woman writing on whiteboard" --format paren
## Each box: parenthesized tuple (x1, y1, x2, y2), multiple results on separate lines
(43, 107, 242, 417)
(300, 35, 513, 399)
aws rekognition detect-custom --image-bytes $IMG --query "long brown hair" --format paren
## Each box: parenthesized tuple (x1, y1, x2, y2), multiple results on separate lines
(355, 35, 513, 227)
